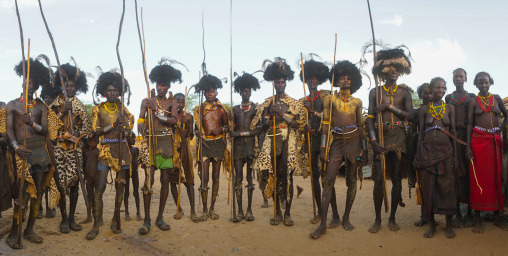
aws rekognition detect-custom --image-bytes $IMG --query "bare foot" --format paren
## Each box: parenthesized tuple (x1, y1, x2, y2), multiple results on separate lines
(463, 214, 475, 227)
(97, 218, 104, 226)
(261, 199, 268, 208)
(136, 213, 142, 221)
(446, 226, 456, 238)
(270, 214, 283, 226)
(423, 223, 436, 238)
(310, 225, 326, 239)
(125, 213, 132, 221)
(452, 217, 463, 228)
(472, 222, 483, 234)
(80, 216, 92, 224)
(388, 219, 400, 231)
(310, 215, 321, 224)
(328, 217, 341, 229)
(342, 218, 354, 231)
(283, 215, 294, 226)
(414, 218, 426, 227)
(369, 220, 381, 233)
(45, 209, 56, 218)
(493, 218, 508, 231)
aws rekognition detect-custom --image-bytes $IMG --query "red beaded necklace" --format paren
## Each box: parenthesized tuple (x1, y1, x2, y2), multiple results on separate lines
(20, 96, 36, 108)
(477, 93, 494, 112)
(451, 90, 467, 105)
(240, 102, 251, 111)
(307, 91, 320, 102)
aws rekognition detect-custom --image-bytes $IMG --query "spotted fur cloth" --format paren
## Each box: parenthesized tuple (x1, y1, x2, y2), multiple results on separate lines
(250, 95, 306, 200)
(49, 95, 92, 195)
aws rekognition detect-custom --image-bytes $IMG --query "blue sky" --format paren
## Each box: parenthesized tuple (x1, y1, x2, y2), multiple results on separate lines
(1, 0, 507, 123)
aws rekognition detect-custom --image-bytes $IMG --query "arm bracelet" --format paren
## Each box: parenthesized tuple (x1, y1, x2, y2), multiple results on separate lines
(314, 111, 322, 118)
(156, 115, 168, 123)
(361, 139, 367, 150)
(320, 134, 327, 148)
(103, 123, 114, 134)
(283, 114, 293, 124)
(11, 140, 20, 150)
(390, 105, 403, 116)
(241, 131, 252, 137)
(57, 112, 64, 119)
(32, 122, 43, 133)
(369, 130, 377, 141)
(137, 118, 146, 125)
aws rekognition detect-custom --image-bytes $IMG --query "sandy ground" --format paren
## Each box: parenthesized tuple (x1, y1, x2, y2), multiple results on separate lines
(0, 170, 507, 256)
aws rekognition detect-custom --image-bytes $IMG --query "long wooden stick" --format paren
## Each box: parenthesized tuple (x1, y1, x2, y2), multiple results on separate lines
(229, 0, 236, 222)
(14, 0, 26, 247)
(38, 0, 89, 208)
(366, 0, 389, 213)
(115, 0, 127, 231)
(324, 34, 338, 171)
(272, 81, 277, 222)
(176, 86, 189, 219)
(300, 53, 316, 219)
(135, 3, 156, 195)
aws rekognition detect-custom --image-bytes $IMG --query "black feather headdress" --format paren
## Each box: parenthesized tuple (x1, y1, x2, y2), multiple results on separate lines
(233, 72, 260, 94)
(262, 57, 294, 82)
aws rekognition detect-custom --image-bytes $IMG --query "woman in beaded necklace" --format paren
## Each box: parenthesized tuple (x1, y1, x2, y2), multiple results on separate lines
(466, 72, 508, 234)
(414, 77, 458, 239)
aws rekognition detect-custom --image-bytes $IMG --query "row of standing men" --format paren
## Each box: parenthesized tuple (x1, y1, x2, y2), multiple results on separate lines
(1, 47, 507, 249)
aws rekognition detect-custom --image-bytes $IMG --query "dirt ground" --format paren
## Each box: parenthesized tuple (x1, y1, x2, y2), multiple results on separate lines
(0, 170, 507, 256)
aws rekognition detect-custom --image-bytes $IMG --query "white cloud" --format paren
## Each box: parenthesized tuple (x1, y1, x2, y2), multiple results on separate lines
(381, 14, 403, 27)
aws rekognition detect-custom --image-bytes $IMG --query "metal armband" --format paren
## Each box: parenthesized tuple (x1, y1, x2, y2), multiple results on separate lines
(369, 130, 377, 141)
(11, 140, 20, 150)
(156, 115, 168, 123)
(103, 123, 114, 134)
(320, 134, 327, 148)
(390, 105, 403, 116)
(32, 122, 43, 133)
(283, 114, 293, 124)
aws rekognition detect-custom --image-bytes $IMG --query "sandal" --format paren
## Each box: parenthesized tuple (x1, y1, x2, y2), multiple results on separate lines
(23, 231, 43, 244)
(6, 236, 23, 249)
(69, 221, 83, 232)
(60, 222, 70, 234)
(138, 223, 151, 235)
(199, 212, 209, 222)
(270, 215, 283, 226)
(155, 219, 171, 231)
(209, 211, 220, 220)
(245, 212, 255, 221)
(190, 213, 200, 223)
(284, 216, 294, 226)
(173, 211, 185, 220)
(86, 229, 99, 240)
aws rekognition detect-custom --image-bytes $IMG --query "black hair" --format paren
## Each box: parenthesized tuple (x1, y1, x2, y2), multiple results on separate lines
(329, 60, 362, 94)
(149, 64, 182, 86)
(429, 77, 446, 92)
(94, 71, 131, 105)
(417, 83, 430, 99)
(54, 63, 88, 94)
(299, 60, 329, 85)
(452, 68, 467, 81)
(40, 84, 63, 102)
(174, 93, 185, 99)
(262, 57, 294, 82)
(373, 48, 411, 77)
(234, 72, 260, 94)
(194, 74, 223, 93)
(14, 58, 50, 91)
(473, 72, 494, 86)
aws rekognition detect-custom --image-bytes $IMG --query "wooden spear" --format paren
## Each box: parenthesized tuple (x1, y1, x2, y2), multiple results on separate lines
(324, 34, 338, 172)
(366, 0, 389, 213)
(228, 0, 237, 221)
(300, 53, 316, 220)
(115, 0, 127, 231)
(272, 80, 277, 223)
(14, 0, 28, 247)
(37, 0, 89, 208)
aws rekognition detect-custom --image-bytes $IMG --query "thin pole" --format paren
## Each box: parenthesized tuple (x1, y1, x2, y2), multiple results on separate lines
(300, 53, 316, 219)
(272, 81, 277, 222)
(324, 34, 338, 171)
(366, 0, 389, 213)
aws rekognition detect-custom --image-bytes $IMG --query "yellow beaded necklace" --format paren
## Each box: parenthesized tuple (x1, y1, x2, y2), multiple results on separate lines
(104, 101, 118, 113)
